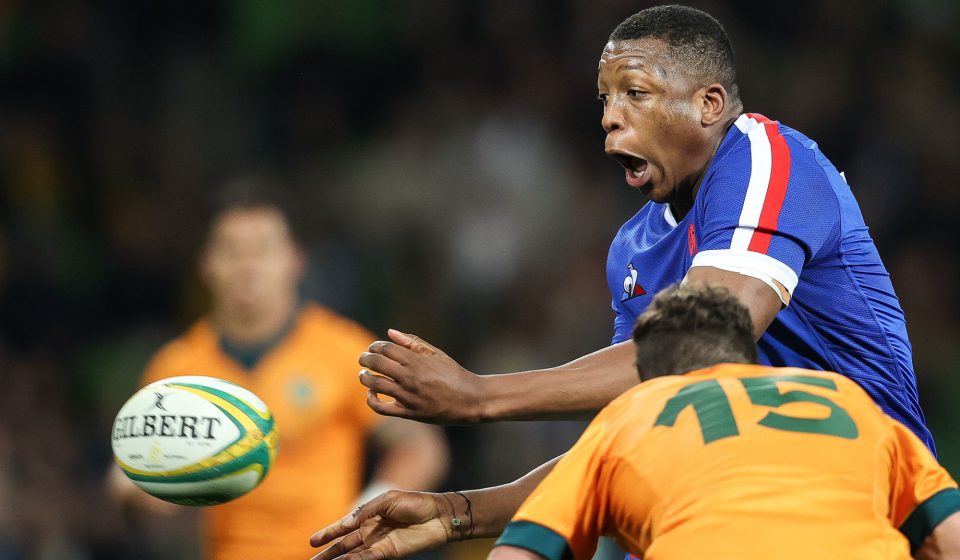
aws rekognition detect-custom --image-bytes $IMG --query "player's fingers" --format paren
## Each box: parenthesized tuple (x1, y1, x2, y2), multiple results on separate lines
(312, 548, 385, 560)
(367, 341, 418, 365)
(312, 530, 365, 560)
(310, 511, 357, 547)
(312, 493, 398, 548)
(345, 547, 389, 560)
(358, 370, 409, 400)
(387, 329, 438, 356)
(359, 353, 411, 382)
(367, 390, 416, 418)
(310, 531, 363, 560)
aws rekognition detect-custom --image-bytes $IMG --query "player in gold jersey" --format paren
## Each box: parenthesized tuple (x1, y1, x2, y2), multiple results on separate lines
(110, 179, 449, 560)
(492, 285, 960, 559)
(312, 285, 960, 560)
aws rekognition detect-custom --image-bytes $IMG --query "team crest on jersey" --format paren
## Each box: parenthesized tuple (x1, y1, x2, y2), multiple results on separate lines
(288, 376, 316, 409)
(621, 263, 646, 301)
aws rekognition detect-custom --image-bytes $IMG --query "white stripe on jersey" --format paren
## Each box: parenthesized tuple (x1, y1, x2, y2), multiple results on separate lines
(731, 114, 771, 250)
(690, 249, 799, 304)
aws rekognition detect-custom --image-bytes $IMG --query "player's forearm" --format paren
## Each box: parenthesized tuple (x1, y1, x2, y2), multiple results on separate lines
(459, 455, 563, 538)
(477, 341, 638, 421)
(916, 511, 960, 560)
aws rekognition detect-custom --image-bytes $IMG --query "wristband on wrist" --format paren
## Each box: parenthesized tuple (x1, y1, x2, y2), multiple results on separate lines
(441, 492, 474, 542)
(453, 491, 474, 540)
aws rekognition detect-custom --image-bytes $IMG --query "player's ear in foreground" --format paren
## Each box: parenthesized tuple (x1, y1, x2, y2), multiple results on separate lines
(915, 511, 960, 560)
(698, 82, 730, 127)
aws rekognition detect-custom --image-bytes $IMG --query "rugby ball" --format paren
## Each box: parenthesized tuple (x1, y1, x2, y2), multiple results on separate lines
(111, 376, 279, 506)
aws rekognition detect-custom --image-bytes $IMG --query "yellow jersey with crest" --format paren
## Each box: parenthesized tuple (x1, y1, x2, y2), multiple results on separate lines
(142, 303, 379, 560)
(498, 364, 960, 560)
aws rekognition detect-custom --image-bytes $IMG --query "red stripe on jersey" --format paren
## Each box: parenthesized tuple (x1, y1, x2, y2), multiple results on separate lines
(747, 116, 792, 254)
(688, 223, 697, 256)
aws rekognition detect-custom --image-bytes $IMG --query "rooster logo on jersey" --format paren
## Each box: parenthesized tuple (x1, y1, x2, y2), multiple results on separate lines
(621, 263, 646, 301)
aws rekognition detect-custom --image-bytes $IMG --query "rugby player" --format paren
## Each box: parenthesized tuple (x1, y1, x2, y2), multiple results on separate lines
(110, 179, 449, 560)
(312, 286, 960, 560)
(311, 4, 938, 558)
(492, 285, 960, 559)
(358, 4, 933, 450)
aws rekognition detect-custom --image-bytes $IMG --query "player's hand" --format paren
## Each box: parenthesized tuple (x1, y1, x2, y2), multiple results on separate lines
(309, 491, 454, 560)
(358, 329, 485, 424)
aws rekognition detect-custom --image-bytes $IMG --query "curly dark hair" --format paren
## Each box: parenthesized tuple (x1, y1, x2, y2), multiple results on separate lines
(610, 5, 741, 111)
(632, 283, 757, 380)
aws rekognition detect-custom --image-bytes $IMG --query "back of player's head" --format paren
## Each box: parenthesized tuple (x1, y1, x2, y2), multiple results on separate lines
(610, 5, 740, 108)
(632, 284, 757, 380)
(205, 175, 301, 245)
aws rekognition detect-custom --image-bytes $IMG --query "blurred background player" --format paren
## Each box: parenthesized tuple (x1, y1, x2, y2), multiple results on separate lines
(110, 177, 449, 560)
(315, 286, 960, 560)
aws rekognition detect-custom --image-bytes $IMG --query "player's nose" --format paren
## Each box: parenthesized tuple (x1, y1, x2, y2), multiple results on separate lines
(601, 105, 625, 134)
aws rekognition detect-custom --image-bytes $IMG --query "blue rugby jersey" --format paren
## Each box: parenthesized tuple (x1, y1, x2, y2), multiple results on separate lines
(606, 113, 934, 452)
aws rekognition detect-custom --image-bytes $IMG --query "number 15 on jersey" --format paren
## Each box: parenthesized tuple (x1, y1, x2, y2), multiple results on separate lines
(654, 375, 859, 444)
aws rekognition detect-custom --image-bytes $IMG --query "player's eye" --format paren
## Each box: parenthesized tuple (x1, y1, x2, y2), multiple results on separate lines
(597, 93, 609, 105)
(627, 89, 647, 98)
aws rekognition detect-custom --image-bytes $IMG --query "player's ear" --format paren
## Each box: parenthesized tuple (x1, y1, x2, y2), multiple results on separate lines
(700, 83, 728, 126)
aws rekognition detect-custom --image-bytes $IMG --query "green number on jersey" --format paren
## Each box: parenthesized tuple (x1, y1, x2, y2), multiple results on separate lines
(653, 379, 739, 444)
(740, 375, 858, 439)
(654, 374, 858, 443)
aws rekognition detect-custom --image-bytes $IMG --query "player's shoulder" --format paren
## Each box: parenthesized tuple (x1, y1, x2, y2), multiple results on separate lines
(297, 303, 376, 348)
(710, 113, 836, 181)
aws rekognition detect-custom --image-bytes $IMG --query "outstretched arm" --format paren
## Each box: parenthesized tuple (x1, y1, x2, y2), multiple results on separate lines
(359, 268, 781, 424)
(358, 333, 636, 423)
(311, 456, 563, 560)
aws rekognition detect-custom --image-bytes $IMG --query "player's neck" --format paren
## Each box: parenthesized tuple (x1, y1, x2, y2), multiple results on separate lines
(213, 295, 299, 348)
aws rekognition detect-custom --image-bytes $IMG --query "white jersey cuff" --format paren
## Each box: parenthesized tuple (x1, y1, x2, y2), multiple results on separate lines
(690, 249, 799, 306)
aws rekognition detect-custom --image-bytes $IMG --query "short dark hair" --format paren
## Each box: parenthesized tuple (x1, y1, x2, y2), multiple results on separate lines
(610, 5, 740, 107)
(632, 284, 757, 380)
(205, 175, 301, 243)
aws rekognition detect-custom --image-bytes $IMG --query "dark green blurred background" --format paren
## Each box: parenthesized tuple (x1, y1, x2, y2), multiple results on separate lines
(0, 1, 958, 558)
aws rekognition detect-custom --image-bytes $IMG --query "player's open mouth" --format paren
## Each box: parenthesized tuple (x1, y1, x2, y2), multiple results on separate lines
(610, 152, 650, 189)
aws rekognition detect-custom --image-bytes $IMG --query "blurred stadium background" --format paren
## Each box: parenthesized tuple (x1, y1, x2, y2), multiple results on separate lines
(1, 0, 958, 558)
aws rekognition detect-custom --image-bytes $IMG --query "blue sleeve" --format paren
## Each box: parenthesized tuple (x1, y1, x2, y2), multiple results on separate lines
(692, 119, 840, 295)
(612, 298, 633, 344)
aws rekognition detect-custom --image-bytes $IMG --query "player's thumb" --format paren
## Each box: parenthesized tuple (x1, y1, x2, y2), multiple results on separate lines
(387, 329, 437, 356)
